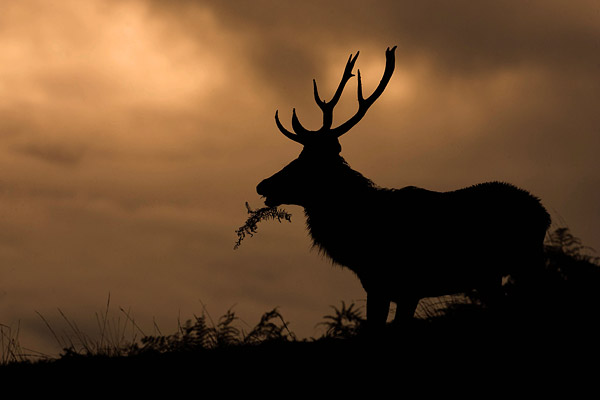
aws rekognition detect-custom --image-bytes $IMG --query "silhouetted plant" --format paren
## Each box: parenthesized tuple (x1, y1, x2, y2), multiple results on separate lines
(318, 301, 365, 339)
(538, 227, 600, 320)
(242, 308, 297, 344)
(140, 309, 234, 353)
(234, 202, 292, 249)
(36, 295, 144, 359)
(546, 227, 599, 266)
(1, 322, 34, 365)
(139, 307, 295, 354)
(214, 309, 242, 347)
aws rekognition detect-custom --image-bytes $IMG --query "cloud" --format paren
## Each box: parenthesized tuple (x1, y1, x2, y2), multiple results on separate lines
(152, 1, 600, 83)
(14, 142, 86, 167)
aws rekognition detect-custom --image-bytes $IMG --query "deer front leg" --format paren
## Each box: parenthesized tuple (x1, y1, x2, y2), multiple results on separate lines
(366, 292, 390, 331)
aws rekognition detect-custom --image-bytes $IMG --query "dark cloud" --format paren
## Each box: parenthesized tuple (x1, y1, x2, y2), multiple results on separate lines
(15, 142, 86, 167)
(154, 0, 600, 82)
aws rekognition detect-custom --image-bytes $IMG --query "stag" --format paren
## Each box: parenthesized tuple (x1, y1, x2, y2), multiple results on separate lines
(257, 46, 551, 328)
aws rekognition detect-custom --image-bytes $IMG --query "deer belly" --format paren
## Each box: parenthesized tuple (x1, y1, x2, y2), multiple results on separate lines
(355, 257, 500, 300)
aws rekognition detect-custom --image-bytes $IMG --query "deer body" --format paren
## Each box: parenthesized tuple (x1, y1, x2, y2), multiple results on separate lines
(257, 47, 550, 327)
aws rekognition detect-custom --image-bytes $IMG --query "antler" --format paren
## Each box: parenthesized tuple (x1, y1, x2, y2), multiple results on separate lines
(275, 46, 397, 144)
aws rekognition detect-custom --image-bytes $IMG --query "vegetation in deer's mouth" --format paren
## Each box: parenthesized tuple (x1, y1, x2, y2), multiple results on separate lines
(234, 202, 292, 249)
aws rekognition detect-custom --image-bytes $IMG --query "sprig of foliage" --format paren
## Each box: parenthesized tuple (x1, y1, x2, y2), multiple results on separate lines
(138, 307, 296, 353)
(242, 308, 297, 344)
(234, 202, 292, 249)
(546, 227, 600, 265)
(140, 309, 240, 352)
(318, 301, 365, 339)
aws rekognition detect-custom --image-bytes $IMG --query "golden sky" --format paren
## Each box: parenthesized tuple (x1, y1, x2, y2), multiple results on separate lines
(1, 0, 599, 355)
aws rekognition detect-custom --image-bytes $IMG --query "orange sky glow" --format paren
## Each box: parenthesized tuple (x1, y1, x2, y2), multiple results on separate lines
(1, 0, 599, 355)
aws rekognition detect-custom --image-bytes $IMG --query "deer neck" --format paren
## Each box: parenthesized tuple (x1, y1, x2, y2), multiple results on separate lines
(302, 161, 377, 229)
(303, 190, 373, 270)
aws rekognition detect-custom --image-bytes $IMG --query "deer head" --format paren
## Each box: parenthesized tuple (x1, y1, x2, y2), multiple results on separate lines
(257, 46, 397, 208)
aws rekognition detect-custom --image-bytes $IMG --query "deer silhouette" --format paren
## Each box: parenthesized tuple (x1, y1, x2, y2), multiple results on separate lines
(257, 46, 551, 329)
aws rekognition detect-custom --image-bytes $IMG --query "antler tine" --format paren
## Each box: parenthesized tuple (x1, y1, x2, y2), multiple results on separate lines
(330, 46, 396, 138)
(291, 108, 311, 136)
(275, 110, 305, 144)
(313, 52, 359, 131)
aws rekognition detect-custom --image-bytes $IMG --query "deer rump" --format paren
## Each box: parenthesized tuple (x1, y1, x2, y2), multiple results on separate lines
(305, 181, 550, 300)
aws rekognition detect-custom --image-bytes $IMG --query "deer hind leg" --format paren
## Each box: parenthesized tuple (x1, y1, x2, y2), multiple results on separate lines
(366, 292, 390, 330)
(474, 275, 509, 323)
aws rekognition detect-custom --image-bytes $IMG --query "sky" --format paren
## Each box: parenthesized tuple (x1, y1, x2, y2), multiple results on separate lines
(1, 0, 599, 356)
